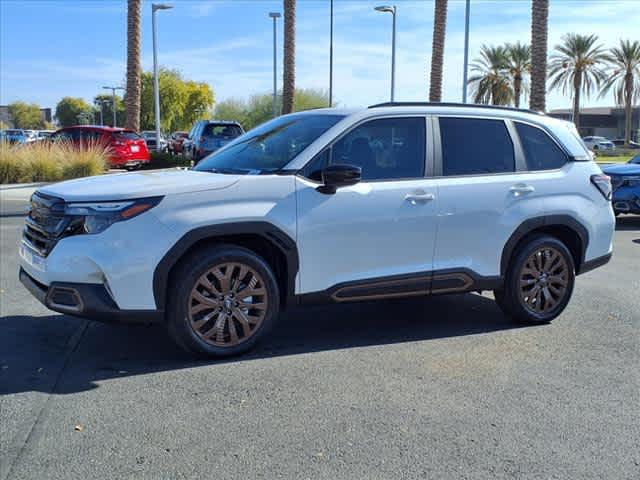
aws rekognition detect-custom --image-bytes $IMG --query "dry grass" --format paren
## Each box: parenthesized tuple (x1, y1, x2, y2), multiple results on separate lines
(0, 140, 108, 184)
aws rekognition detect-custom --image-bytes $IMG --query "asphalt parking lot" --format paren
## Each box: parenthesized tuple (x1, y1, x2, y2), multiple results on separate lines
(1, 211, 639, 480)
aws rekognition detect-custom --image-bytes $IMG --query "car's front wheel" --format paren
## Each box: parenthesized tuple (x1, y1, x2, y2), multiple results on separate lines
(494, 235, 575, 324)
(167, 245, 279, 357)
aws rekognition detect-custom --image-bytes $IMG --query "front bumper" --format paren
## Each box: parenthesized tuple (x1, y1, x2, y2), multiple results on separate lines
(20, 268, 163, 324)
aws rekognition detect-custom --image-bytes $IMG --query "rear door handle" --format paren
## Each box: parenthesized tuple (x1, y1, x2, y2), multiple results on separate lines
(405, 192, 435, 204)
(510, 184, 535, 195)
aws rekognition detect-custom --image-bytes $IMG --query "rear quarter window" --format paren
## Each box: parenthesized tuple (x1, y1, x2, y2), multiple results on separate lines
(515, 122, 568, 171)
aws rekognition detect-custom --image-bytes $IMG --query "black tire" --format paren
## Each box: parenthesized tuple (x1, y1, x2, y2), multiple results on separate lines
(167, 245, 280, 357)
(494, 234, 575, 324)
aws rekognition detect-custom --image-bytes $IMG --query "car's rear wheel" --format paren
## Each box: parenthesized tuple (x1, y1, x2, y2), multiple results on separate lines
(167, 245, 279, 357)
(494, 235, 575, 324)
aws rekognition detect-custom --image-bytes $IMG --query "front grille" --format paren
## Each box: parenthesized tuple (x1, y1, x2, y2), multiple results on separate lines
(22, 192, 70, 257)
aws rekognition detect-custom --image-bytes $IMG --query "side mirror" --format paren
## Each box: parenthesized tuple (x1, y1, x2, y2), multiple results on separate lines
(317, 164, 362, 194)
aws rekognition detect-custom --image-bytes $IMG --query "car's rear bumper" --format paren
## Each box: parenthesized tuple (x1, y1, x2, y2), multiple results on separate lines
(19, 268, 163, 324)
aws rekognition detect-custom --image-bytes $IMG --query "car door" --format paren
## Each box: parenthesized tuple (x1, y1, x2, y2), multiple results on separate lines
(295, 116, 440, 298)
(431, 116, 549, 286)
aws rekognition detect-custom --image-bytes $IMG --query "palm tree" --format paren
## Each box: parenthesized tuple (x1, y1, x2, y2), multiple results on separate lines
(506, 42, 531, 108)
(600, 40, 640, 147)
(530, 0, 548, 112)
(428, 0, 448, 102)
(549, 33, 608, 132)
(125, 0, 142, 131)
(282, 0, 296, 115)
(468, 45, 511, 105)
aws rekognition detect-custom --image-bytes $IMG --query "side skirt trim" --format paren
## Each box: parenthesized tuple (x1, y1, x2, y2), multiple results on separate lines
(297, 269, 503, 305)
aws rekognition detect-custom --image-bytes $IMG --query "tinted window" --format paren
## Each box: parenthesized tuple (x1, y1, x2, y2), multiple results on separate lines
(203, 124, 243, 138)
(440, 118, 514, 175)
(630, 155, 640, 165)
(194, 114, 344, 173)
(516, 123, 567, 170)
(329, 117, 425, 181)
(113, 131, 142, 141)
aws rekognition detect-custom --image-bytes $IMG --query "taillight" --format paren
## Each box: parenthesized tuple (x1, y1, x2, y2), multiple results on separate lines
(591, 174, 612, 200)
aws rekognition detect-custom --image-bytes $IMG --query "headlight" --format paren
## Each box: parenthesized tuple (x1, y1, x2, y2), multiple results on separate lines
(64, 197, 162, 234)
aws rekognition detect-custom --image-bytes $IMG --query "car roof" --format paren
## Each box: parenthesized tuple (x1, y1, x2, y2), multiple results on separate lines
(57, 125, 130, 133)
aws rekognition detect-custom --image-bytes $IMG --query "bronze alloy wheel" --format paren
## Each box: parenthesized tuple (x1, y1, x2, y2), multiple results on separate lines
(518, 246, 569, 314)
(188, 262, 268, 347)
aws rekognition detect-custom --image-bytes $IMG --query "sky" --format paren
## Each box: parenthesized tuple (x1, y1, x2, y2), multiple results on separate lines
(0, 0, 638, 113)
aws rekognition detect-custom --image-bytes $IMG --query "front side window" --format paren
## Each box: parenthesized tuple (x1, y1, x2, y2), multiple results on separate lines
(515, 122, 567, 171)
(439, 117, 515, 176)
(194, 113, 344, 174)
(329, 117, 425, 181)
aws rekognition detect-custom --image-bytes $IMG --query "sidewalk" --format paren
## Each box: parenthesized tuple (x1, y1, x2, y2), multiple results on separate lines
(0, 183, 46, 216)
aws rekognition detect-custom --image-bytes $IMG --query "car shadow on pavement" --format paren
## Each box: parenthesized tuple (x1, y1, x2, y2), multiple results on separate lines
(615, 214, 640, 231)
(1, 293, 526, 396)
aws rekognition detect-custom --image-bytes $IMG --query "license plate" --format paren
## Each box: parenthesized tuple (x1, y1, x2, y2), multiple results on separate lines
(131, 145, 140, 152)
(20, 244, 46, 271)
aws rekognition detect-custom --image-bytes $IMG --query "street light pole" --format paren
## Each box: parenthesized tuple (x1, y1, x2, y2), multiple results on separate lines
(462, 0, 471, 103)
(375, 5, 397, 102)
(269, 12, 281, 118)
(152, 3, 173, 148)
(102, 86, 124, 127)
(329, 0, 333, 107)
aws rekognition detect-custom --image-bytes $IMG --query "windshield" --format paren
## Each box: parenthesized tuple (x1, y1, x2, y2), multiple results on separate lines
(194, 113, 344, 173)
(630, 155, 640, 164)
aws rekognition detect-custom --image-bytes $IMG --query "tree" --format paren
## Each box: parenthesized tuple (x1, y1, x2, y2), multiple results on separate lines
(600, 40, 640, 147)
(7, 101, 44, 129)
(139, 69, 214, 132)
(530, 0, 548, 112)
(215, 89, 329, 131)
(428, 0, 448, 102)
(93, 94, 125, 127)
(549, 33, 608, 132)
(125, 0, 142, 131)
(55, 97, 93, 127)
(468, 45, 512, 105)
(506, 42, 531, 108)
(282, 0, 296, 114)
(215, 98, 248, 127)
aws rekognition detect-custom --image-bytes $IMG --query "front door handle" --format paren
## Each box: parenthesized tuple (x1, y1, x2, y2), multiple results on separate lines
(510, 184, 535, 195)
(405, 192, 435, 204)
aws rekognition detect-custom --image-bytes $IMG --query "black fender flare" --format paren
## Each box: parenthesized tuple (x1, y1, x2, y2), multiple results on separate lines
(153, 222, 299, 310)
(500, 215, 589, 276)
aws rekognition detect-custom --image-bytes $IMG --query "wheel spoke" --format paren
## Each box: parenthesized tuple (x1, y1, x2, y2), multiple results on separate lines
(199, 274, 221, 295)
(232, 308, 252, 337)
(191, 290, 219, 307)
(213, 267, 232, 293)
(192, 309, 219, 329)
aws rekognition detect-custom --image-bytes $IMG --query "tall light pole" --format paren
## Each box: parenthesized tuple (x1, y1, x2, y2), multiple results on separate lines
(329, 0, 334, 107)
(375, 5, 396, 102)
(152, 3, 173, 147)
(102, 85, 124, 127)
(268, 12, 281, 118)
(462, 0, 471, 103)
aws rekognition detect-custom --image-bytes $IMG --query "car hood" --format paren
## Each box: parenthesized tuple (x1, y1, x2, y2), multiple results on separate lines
(38, 168, 241, 202)
(601, 164, 640, 176)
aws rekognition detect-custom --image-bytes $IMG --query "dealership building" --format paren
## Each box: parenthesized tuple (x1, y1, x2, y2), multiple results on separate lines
(549, 106, 639, 141)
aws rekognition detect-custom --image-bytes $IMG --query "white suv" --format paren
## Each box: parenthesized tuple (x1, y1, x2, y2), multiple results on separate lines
(19, 103, 615, 357)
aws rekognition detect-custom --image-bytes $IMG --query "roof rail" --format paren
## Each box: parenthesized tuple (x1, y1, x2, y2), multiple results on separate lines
(367, 101, 544, 116)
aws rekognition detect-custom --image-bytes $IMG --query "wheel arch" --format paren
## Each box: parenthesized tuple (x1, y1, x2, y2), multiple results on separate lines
(153, 222, 299, 311)
(500, 215, 589, 277)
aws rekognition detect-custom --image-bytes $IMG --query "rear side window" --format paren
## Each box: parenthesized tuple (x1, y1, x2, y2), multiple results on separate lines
(439, 117, 514, 176)
(515, 123, 567, 171)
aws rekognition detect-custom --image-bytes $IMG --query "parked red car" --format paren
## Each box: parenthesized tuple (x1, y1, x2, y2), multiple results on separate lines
(50, 126, 150, 170)
(168, 131, 188, 154)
